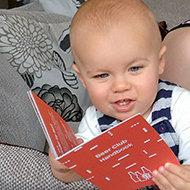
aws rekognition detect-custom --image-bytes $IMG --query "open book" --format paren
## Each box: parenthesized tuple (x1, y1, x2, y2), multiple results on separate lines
(28, 90, 180, 190)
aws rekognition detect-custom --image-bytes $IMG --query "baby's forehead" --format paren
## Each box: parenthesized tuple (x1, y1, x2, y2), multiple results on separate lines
(71, 16, 156, 44)
(71, 1, 156, 34)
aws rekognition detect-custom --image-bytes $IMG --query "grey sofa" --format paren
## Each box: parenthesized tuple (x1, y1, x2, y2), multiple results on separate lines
(0, 0, 189, 189)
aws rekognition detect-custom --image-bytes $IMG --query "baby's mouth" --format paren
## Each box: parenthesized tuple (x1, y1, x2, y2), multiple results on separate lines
(116, 99, 132, 106)
(112, 99, 135, 112)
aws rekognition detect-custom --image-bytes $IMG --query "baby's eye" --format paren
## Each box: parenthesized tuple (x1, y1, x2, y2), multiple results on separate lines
(99, 73, 109, 78)
(95, 73, 109, 79)
(129, 66, 140, 72)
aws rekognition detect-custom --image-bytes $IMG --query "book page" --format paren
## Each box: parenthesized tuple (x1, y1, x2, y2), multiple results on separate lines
(57, 114, 180, 190)
(28, 91, 79, 158)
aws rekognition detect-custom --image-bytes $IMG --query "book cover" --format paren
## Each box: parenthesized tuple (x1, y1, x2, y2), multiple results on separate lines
(28, 90, 180, 190)
(28, 90, 79, 158)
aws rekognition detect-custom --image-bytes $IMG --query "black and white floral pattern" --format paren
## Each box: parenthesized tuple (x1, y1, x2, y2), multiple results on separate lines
(0, 14, 52, 79)
(33, 85, 83, 122)
(72, 0, 86, 9)
(52, 51, 79, 89)
(0, 12, 91, 122)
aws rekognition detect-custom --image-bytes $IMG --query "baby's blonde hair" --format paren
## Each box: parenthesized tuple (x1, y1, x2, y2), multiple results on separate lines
(70, 0, 161, 49)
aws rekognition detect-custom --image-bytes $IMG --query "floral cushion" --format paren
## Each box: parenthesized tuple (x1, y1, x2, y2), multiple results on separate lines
(0, 6, 91, 129)
(39, 0, 86, 17)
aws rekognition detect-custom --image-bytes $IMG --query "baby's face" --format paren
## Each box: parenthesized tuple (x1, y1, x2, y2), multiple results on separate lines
(72, 24, 165, 121)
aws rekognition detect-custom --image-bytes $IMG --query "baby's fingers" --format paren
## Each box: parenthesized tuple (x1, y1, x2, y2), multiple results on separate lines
(164, 163, 190, 182)
(49, 149, 70, 172)
(152, 168, 173, 190)
(152, 163, 190, 190)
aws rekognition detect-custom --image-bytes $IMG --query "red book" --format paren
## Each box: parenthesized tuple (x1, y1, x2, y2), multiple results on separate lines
(28, 90, 180, 190)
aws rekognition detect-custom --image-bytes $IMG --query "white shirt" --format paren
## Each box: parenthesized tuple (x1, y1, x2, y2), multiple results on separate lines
(76, 86, 190, 164)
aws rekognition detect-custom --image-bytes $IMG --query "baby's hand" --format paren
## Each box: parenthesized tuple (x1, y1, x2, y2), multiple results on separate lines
(152, 163, 190, 190)
(49, 138, 84, 183)
(49, 149, 83, 182)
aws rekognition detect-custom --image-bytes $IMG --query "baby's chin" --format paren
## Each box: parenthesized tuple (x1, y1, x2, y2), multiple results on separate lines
(109, 112, 136, 122)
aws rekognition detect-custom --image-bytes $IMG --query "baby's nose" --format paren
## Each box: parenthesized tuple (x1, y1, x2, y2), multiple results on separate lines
(112, 78, 131, 93)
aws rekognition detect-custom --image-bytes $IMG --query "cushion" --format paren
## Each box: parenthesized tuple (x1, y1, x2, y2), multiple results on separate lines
(0, 5, 91, 134)
(38, 0, 86, 18)
(0, 52, 47, 151)
(11, 0, 44, 11)
(0, 143, 99, 190)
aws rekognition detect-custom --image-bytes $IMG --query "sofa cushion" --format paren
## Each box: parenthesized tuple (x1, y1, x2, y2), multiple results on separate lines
(12, 0, 44, 11)
(0, 7, 91, 134)
(38, 0, 86, 18)
(0, 143, 99, 190)
(0, 52, 46, 151)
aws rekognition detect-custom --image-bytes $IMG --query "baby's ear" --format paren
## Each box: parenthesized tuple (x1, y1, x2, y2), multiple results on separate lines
(72, 64, 86, 88)
(158, 45, 167, 75)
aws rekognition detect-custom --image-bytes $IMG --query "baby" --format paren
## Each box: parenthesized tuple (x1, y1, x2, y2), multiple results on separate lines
(49, 0, 190, 189)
